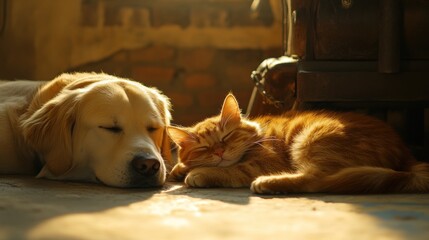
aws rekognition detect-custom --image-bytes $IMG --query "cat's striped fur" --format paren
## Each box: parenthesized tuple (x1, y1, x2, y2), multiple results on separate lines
(167, 94, 429, 194)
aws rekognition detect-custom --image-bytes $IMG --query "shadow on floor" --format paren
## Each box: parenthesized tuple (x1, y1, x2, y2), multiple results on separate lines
(1, 177, 429, 240)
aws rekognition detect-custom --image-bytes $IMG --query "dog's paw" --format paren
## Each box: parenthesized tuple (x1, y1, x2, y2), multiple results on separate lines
(251, 176, 282, 195)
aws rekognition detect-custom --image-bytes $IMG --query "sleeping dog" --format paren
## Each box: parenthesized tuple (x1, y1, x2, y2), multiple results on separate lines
(0, 72, 172, 187)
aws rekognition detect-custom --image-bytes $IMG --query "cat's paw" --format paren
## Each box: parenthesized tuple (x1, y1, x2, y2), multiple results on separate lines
(251, 176, 283, 195)
(185, 169, 211, 187)
(167, 164, 189, 182)
(167, 171, 185, 182)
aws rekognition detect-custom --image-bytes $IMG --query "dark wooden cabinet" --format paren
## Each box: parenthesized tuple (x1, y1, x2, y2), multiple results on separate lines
(248, 0, 429, 159)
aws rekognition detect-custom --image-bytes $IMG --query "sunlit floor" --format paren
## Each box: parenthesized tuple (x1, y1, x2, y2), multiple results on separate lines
(1, 176, 429, 240)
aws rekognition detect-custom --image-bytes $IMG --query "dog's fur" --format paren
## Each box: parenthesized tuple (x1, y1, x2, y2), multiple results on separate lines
(0, 72, 172, 187)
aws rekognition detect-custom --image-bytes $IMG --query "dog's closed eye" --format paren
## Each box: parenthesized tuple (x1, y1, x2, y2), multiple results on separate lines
(99, 126, 123, 134)
(147, 126, 158, 133)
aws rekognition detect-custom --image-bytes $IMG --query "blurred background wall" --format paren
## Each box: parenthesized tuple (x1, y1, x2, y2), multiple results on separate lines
(0, 0, 283, 126)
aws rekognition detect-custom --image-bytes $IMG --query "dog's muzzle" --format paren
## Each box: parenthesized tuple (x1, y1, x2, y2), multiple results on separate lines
(127, 152, 166, 188)
(131, 154, 161, 177)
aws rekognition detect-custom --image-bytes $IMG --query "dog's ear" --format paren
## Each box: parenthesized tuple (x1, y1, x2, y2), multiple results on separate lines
(150, 88, 173, 165)
(161, 128, 172, 165)
(20, 89, 81, 176)
(160, 100, 173, 165)
(24, 73, 102, 120)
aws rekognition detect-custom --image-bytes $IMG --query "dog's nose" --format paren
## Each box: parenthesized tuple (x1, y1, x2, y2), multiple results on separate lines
(132, 155, 160, 177)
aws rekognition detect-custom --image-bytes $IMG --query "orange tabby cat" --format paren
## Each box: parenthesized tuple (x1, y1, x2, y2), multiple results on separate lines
(167, 94, 429, 194)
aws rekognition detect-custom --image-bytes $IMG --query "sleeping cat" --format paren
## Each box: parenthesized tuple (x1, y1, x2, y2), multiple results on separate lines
(167, 93, 429, 194)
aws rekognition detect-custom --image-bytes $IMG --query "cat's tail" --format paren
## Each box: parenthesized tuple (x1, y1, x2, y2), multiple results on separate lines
(320, 162, 429, 193)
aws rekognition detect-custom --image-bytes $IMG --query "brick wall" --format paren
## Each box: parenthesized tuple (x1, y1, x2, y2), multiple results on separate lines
(73, 46, 281, 126)
(71, 0, 282, 126)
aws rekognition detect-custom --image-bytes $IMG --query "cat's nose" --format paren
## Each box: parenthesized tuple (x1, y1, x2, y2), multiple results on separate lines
(213, 148, 224, 157)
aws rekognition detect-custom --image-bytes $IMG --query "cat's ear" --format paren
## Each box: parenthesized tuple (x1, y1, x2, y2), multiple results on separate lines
(220, 93, 241, 126)
(167, 126, 197, 147)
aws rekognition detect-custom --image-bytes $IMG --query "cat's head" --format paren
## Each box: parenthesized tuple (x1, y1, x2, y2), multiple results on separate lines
(167, 93, 261, 167)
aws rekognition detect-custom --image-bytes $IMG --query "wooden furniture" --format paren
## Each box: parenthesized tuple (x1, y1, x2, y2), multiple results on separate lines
(248, 0, 429, 159)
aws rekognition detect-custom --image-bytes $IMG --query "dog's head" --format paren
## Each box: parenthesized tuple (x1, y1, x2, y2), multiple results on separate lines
(20, 73, 172, 188)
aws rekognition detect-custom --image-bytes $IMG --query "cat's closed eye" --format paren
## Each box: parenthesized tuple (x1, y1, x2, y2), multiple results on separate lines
(221, 131, 234, 142)
(193, 146, 209, 152)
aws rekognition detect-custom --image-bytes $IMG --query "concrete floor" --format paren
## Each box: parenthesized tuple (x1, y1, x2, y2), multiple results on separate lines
(1, 176, 429, 240)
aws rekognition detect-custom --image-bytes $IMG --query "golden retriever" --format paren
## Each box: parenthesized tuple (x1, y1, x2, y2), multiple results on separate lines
(0, 72, 172, 188)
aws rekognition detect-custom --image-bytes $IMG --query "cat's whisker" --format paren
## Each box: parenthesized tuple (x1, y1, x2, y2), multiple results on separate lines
(254, 137, 285, 144)
(251, 142, 276, 154)
(185, 158, 209, 163)
(185, 160, 213, 168)
(255, 137, 275, 142)
(233, 142, 264, 156)
(186, 156, 220, 165)
(179, 139, 197, 144)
